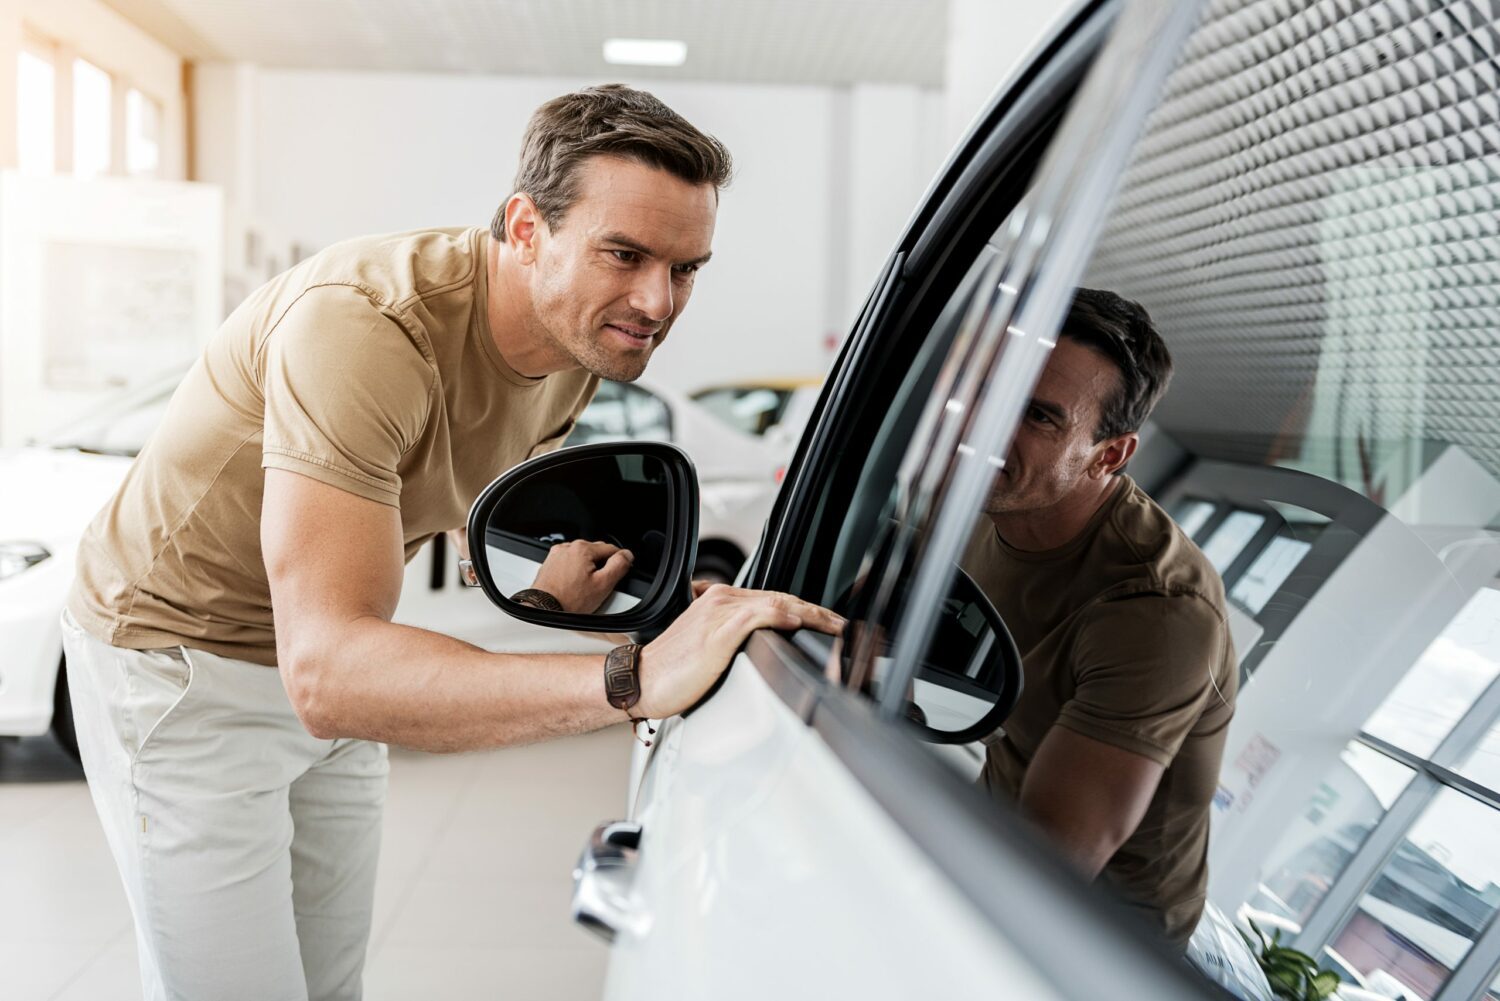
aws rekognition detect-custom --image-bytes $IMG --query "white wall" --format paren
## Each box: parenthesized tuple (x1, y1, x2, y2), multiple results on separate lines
(194, 66, 942, 393)
(943, 0, 1076, 148)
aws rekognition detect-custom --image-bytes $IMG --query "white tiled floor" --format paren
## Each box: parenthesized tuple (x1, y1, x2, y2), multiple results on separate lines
(0, 726, 632, 1000)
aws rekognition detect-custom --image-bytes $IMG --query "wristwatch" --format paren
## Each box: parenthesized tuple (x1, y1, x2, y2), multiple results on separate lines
(604, 643, 655, 746)
(511, 588, 563, 611)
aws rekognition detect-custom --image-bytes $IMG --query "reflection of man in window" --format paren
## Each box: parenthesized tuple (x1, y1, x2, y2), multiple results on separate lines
(963, 289, 1236, 948)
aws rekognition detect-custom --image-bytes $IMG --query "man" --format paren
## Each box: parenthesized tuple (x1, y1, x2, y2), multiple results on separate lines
(61, 84, 842, 1000)
(962, 288, 1236, 948)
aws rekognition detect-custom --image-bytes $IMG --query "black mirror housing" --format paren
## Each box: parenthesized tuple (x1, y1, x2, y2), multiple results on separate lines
(464, 442, 700, 634)
(909, 567, 1023, 745)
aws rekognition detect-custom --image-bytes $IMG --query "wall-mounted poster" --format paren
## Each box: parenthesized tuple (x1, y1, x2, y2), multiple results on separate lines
(0, 172, 222, 447)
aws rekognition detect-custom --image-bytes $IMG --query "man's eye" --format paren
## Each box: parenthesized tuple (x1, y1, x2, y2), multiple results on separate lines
(673, 263, 700, 277)
(611, 250, 638, 264)
(1030, 407, 1054, 425)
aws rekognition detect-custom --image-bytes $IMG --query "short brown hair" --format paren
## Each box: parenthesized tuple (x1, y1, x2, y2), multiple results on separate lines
(491, 84, 733, 242)
(1060, 288, 1173, 441)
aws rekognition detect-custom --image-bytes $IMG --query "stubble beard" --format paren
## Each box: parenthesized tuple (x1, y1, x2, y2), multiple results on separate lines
(545, 318, 659, 383)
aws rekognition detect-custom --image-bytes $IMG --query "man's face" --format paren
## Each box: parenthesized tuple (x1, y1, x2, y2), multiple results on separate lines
(525, 156, 718, 382)
(983, 337, 1131, 517)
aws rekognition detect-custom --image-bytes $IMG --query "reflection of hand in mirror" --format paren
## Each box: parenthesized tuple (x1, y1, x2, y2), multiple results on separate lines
(528, 539, 635, 614)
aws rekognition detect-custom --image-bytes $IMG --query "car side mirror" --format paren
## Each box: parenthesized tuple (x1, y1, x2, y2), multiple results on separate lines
(462, 442, 699, 633)
(906, 568, 1023, 744)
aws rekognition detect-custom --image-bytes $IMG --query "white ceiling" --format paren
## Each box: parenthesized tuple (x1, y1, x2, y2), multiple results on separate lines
(104, 0, 949, 86)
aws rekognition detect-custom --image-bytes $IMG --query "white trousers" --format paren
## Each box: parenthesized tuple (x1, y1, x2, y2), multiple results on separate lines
(61, 611, 388, 1001)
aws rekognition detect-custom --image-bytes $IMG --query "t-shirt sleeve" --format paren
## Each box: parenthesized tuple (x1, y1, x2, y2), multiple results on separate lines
(260, 286, 434, 508)
(1055, 592, 1228, 767)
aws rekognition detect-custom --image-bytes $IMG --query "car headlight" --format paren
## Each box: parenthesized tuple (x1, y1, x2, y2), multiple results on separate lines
(0, 542, 51, 580)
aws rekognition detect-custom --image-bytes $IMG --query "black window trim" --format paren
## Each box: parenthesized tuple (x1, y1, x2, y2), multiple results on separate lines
(744, 1, 1115, 599)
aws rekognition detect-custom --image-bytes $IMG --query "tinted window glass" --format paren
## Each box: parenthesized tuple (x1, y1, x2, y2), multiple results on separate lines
(622, 385, 671, 441)
(692, 386, 793, 437)
(569, 382, 628, 445)
(1065, 0, 1500, 985)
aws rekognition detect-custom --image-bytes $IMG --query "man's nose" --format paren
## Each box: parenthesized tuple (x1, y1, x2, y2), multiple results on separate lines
(630, 266, 674, 323)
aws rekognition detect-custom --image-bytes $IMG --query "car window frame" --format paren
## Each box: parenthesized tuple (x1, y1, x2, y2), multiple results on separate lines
(728, 0, 1238, 997)
(743, 1, 1114, 604)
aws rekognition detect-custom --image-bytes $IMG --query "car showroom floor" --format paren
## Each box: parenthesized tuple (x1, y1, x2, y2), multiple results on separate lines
(1, 724, 633, 1000)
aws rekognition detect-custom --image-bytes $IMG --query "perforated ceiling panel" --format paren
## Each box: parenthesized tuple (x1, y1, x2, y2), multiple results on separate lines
(1083, 0, 1500, 491)
(114, 0, 947, 85)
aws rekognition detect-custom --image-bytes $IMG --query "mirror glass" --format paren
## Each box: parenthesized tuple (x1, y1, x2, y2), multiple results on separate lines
(851, 556, 1021, 742)
(482, 453, 672, 617)
(907, 567, 1020, 736)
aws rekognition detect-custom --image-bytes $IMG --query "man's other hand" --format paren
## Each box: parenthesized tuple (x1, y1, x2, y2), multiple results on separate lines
(635, 584, 845, 719)
(531, 540, 634, 613)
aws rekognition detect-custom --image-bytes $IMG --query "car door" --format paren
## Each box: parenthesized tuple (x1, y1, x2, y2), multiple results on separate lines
(580, 1, 1234, 998)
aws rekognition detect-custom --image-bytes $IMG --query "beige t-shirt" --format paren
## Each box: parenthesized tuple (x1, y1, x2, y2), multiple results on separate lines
(962, 477, 1237, 947)
(69, 226, 597, 667)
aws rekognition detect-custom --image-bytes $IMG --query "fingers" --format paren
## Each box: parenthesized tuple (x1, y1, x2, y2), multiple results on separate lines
(574, 540, 623, 560)
(692, 579, 716, 598)
(701, 588, 847, 637)
(777, 596, 846, 635)
(597, 550, 634, 588)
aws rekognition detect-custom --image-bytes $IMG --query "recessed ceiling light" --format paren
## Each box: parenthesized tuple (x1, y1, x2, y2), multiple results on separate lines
(603, 38, 688, 67)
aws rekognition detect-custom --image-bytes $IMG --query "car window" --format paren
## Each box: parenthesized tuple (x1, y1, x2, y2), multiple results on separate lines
(621, 384, 672, 440)
(692, 386, 793, 437)
(569, 382, 673, 446)
(567, 382, 628, 445)
(913, 0, 1500, 994)
(1074, 0, 1500, 985)
(768, 0, 1500, 992)
(766, 104, 1071, 614)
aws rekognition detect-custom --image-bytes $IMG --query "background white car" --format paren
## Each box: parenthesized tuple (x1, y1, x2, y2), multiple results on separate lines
(0, 369, 780, 759)
(689, 377, 822, 461)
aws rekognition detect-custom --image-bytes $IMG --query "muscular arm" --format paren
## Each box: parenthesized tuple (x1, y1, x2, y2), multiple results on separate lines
(1017, 725, 1165, 879)
(264, 469, 620, 751)
(263, 469, 843, 752)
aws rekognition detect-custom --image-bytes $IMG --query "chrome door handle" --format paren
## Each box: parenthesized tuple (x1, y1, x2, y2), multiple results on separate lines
(572, 820, 644, 943)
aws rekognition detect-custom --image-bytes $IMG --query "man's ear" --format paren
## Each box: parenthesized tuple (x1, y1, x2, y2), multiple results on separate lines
(1093, 433, 1138, 478)
(504, 194, 543, 264)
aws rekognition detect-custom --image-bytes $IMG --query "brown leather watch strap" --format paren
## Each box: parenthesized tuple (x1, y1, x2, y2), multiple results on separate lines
(604, 644, 655, 746)
(511, 588, 563, 612)
(604, 644, 643, 712)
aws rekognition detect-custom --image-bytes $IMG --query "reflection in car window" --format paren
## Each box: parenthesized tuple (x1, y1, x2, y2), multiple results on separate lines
(1244, 742, 1414, 935)
(1066, 0, 1500, 990)
(1200, 511, 1266, 575)
(785, 0, 1500, 987)
(815, 248, 999, 616)
(1171, 498, 1217, 540)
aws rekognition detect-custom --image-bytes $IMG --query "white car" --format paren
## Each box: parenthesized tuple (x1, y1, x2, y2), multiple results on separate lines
(689, 378, 823, 459)
(457, 1, 1500, 999)
(0, 371, 779, 758)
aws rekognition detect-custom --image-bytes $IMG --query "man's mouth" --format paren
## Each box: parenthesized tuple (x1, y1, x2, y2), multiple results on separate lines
(604, 323, 657, 349)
